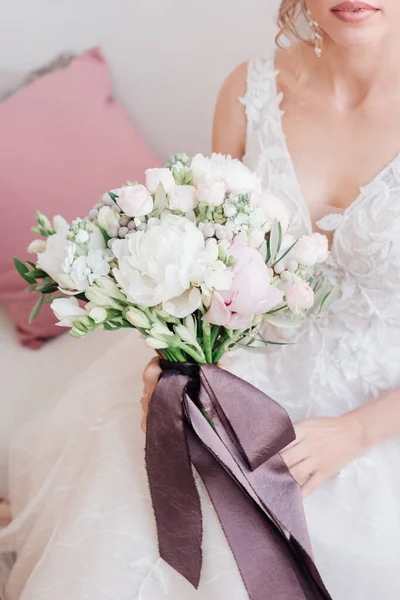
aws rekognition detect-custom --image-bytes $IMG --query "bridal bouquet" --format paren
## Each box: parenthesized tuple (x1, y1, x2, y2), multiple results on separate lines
(15, 153, 332, 363)
(15, 153, 333, 600)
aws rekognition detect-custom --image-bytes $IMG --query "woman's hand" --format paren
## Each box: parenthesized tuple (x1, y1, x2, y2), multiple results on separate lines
(281, 414, 364, 498)
(141, 357, 161, 433)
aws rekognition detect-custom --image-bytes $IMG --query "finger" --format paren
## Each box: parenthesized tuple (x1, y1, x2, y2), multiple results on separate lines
(289, 459, 315, 486)
(140, 394, 151, 411)
(301, 472, 324, 498)
(281, 421, 307, 453)
(280, 441, 308, 469)
(142, 357, 161, 385)
(141, 413, 147, 434)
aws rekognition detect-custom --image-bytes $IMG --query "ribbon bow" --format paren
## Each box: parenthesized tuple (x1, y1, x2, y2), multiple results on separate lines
(145, 362, 332, 600)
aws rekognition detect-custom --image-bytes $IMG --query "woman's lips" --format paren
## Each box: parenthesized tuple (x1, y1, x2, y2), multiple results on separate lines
(331, 2, 379, 23)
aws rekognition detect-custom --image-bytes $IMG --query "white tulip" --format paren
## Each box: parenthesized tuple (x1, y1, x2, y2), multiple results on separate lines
(51, 297, 87, 327)
(145, 168, 176, 194)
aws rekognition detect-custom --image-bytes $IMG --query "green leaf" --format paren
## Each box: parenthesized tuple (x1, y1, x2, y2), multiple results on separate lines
(29, 295, 45, 323)
(108, 192, 119, 203)
(33, 269, 49, 279)
(14, 258, 32, 283)
(154, 183, 167, 211)
(272, 239, 298, 268)
(268, 220, 283, 265)
(96, 223, 111, 244)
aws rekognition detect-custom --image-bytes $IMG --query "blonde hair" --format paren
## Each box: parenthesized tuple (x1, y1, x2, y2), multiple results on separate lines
(276, 0, 307, 47)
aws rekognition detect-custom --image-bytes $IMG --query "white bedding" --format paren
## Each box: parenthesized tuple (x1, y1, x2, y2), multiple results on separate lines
(0, 307, 151, 498)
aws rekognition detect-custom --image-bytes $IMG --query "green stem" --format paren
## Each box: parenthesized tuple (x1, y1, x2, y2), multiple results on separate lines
(213, 330, 244, 363)
(202, 321, 212, 364)
(178, 343, 206, 364)
(210, 325, 220, 354)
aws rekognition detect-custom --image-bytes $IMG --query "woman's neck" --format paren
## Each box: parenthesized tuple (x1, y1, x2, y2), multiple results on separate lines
(317, 35, 400, 108)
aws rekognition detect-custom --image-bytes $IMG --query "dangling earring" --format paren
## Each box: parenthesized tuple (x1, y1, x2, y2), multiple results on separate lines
(306, 9, 323, 58)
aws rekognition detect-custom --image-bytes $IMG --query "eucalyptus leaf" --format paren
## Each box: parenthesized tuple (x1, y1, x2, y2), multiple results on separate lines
(154, 183, 168, 211)
(29, 295, 45, 323)
(263, 314, 302, 329)
(268, 220, 283, 265)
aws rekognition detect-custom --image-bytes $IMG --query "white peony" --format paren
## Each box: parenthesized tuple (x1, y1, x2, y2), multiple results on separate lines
(97, 206, 120, 238)
(191, 153, 261, 196)
(112, 214, 205, 316)
(145, 168, 176, 194)
(169, 185, 198, 212)
(115, 184, 153, 217)
(51, 297, 87, 327)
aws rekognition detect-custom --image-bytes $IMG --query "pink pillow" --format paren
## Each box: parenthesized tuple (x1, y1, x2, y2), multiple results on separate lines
(0, 48, 161, 349)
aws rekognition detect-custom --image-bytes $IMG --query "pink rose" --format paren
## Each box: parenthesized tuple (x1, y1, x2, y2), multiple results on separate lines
(197, 176, 227, 207)
(286, 281, 314, 314)
(204, 239, 284, 330)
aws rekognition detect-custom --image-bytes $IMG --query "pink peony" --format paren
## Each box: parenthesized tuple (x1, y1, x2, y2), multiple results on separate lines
(204, 239, 284, 330)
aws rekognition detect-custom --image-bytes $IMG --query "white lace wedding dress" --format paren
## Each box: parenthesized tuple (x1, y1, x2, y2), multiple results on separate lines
(1, 56, 400, 600)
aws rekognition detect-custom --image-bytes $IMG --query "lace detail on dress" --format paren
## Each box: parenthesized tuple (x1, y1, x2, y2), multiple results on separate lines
(241, 56, 311, 238)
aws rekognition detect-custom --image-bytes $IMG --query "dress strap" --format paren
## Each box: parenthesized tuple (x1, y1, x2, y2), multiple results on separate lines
(240, 55, 312, 237)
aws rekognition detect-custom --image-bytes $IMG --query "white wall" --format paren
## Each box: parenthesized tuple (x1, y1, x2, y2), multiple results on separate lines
(0, 0, 279, 159)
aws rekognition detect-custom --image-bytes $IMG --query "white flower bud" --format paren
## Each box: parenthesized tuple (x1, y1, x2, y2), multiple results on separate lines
(146, 337, 169, 350)
(150, 324, 175, 340)
(89, 307, 108, 323)
(274, 262, 285, 275)
(174, 324, 195, 344)
(28, 239, 47, 254)
(126, 307, 151, 329)
(286, 259, 299, 273)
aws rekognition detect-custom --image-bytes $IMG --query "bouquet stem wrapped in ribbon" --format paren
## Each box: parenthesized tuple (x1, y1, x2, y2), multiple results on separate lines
(147, 361, 332, 599)
(16, 153, 337, 598)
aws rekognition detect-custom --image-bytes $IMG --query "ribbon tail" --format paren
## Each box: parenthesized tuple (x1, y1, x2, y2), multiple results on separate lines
(145, 373, 202, 588)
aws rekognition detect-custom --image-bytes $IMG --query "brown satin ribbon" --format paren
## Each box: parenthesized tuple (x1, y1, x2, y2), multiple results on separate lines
(145, 362, 332, 600)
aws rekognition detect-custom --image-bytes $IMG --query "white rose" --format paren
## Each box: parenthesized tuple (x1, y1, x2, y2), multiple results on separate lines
(197, 176, 227, 207)
(115, 184, 153, 217)
(169, 185, 198, 212)
(291, 233, 328, 267)
(286, 281, 314, 314)
(113, 214, 205, 311)
(28, 239, 47, 254)
(97, 206, 120, 238)
(145, 168, 176, 194)
(51, 297, 87, 327)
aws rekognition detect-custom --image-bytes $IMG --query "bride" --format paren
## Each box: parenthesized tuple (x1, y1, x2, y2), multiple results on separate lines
(2, 0, 400, 598)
